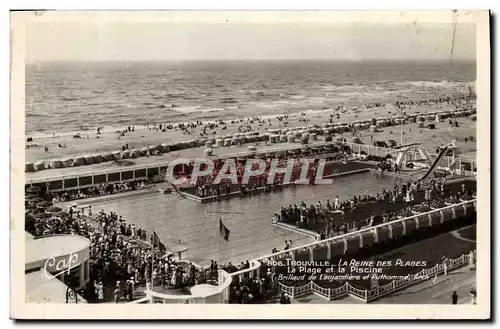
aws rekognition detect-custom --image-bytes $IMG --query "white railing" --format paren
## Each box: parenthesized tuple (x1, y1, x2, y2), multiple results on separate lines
(253, 199, 475, 263)
(273, 250, 475, 303)
(228, 199, 476, 302)
(136, 269, 233, 304)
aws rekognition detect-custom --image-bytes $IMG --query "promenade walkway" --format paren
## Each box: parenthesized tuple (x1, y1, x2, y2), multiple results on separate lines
(291, 268, 476, 304)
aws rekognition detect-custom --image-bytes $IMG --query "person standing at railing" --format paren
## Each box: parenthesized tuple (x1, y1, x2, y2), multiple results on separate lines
(334, 196, 340, 210)
(451, 291, 458, 304)
(442, 256, 449, 276)
(469, 289, 477, 305)
(468, 250, 476, 268)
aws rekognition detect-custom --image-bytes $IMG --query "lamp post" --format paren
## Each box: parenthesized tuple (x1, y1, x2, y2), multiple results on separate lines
(400, 107, 403, 147)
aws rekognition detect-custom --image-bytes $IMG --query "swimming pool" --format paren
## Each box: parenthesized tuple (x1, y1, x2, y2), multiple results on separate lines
(85, 172, 402, 265)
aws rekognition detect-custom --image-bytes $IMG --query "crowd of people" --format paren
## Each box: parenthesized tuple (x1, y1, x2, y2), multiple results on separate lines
(194, 179, 272, 198)
(26, 144, 476, 304)
(274, 177, 476, 240)
(50, 179, 150, 202)
(27, 184, 267, 303)
(26, 197, 159, 302)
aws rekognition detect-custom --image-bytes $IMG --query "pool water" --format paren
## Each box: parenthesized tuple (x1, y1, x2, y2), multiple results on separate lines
(86, 172, 402, 265)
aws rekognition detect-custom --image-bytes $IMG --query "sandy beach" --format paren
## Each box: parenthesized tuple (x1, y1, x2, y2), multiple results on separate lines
(26, 102, 477, 164)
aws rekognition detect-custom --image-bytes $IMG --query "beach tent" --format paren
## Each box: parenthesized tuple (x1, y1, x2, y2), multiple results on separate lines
(93, 154, 103, 163)
(169, 142, 180, 151)
(130, 149, 141, 158)
(224, 138, 232, 146)
(279, 135, 287, 142)
(408, 116, 417, 123)
(180, 141, 191, 150)
(62, 158, 73, 167)
(254, 135, 264, 142)
(309, 133, 317, 141)
(197, 139, 207, 147)
(203, 148, 214, 157)
(215, 138, 224, 148)
(300, 137, 308, 145)
(121, 150, 131, 159)
(103, 152, 114, 161)
(49, 160, 63, 169)
(351, 137, 362, 144)
(112, 151, 122, 160)
(83, 155, 95, 165)
(369, 125, 377, 133)
(25, 162, 35, 172)
(72, 157, 85, 167)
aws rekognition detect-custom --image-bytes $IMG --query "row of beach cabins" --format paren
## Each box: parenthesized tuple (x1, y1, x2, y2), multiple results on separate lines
(25, 108, 476, 173)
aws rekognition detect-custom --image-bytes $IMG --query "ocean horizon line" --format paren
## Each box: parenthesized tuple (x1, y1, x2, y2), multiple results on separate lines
(26, 58, 476, 64)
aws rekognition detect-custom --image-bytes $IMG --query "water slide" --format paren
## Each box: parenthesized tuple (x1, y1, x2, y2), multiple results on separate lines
(418, 146, 450, 181)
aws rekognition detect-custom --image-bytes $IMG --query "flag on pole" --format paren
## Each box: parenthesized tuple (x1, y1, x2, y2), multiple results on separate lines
(219, 219, 230, 241)
(152, 230, 166, 252)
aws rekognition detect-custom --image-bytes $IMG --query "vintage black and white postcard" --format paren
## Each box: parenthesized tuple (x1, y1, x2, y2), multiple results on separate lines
(10, 10, 490, 319)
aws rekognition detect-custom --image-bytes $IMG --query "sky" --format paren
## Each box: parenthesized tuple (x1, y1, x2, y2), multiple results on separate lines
(19, 11, 477, 62)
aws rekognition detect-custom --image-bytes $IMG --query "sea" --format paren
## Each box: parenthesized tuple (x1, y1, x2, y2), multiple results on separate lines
(25, 60, 476, 138)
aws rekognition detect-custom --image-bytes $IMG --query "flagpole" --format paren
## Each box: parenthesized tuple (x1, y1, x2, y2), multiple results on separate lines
(219, 219, 222, 287)
(216, 213, 221, 287)
(151, 232, 154, 294)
